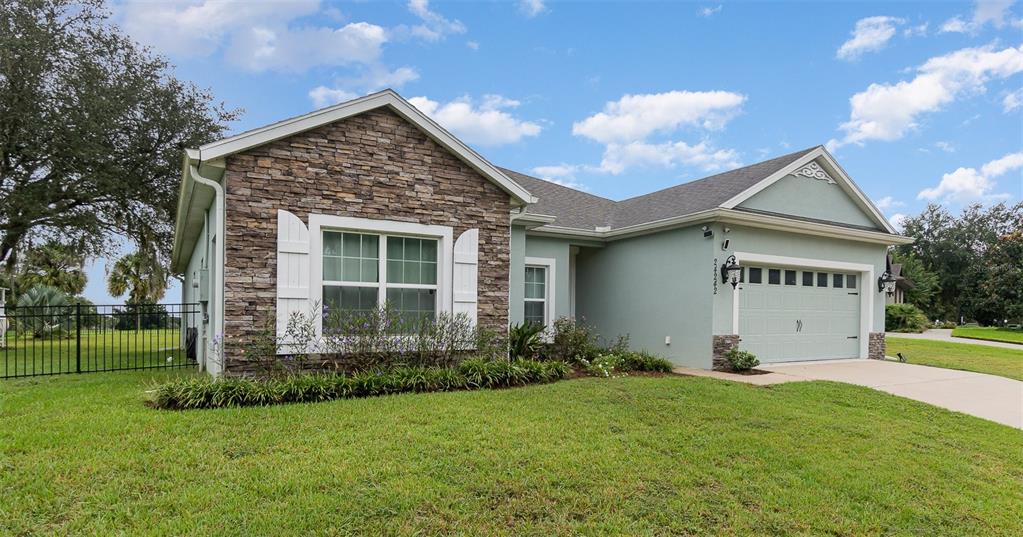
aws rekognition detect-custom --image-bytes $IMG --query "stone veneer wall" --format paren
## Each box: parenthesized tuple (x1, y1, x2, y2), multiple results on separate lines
(868, 332, 886, 360)
(712, 335, 740, 371)
(221, 108, 512, 373)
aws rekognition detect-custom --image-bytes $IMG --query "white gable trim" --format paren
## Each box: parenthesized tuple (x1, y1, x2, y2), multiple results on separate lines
(719, 147, 897, 234)
(193, 90, 535, 205)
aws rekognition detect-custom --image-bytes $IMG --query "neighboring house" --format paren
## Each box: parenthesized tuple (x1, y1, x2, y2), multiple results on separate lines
(884, 261, 914, 305)
(171, 90, 912, 375)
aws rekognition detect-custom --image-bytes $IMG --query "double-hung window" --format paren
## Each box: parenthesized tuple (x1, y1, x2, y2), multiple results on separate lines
(322, 231, 438, 324)
(523, 265, 548, 326)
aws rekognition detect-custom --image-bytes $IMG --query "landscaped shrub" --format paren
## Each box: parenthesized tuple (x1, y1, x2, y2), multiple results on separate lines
(543, 317, 601, 364)
(618, 350, 674, 373)
(885, 304, 930, 333)
(725, 348, 760, 371)
(508, 321, 544, 359)
(149, 359, 570, 410)
(235, 305, 507, 376)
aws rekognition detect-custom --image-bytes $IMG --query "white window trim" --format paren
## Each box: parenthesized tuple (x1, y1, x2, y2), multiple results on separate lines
(309, 215, 453, 337)
(524, 256, 556, 331)
(730, 251, 874, 359)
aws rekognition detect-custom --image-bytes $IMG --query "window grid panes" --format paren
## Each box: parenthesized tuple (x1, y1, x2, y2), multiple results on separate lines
(524, 266, 547, 325)
(323, 232, 378, 283)
(748, 267, 762, 284)
(322, 231, 439, 322)
(817, 272, 828, 287)
(847, 274, 857, 289)
(768, 269, 781, 285)
(833, 274, 844, 288)
(802, 271, 814, 286)
(784, 270, 797, 286)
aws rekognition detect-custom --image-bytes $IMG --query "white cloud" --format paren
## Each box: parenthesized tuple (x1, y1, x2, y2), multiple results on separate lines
(935, 141, 956, 153)
(888, 213, 908, 231)
(407, 95, 542, 146)
(918, 151, 1021, 203)
(837, 16, 904, 61)
(572, 91, 746, 144)
(308, 65, 420, 107)
(874, 196, 905, 210)
(405, 0, 466, 41)
(599, 141, 741, 174)
(904, 22, 929, 37)
(466, 40, 480, 50)
(519, 0, 548, 17)
(941, 0, 1021, 33)
(1003, 87, 1023, 111)
(531, 165, 589, 189)
(828, 44, 1023, 148)
(120, 1, 390, 72)
(699, 5, 723, 17)
(227, 21, 387, 72)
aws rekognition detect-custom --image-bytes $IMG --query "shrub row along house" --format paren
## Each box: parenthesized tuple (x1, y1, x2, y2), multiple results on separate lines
(171, 90, 912, 375)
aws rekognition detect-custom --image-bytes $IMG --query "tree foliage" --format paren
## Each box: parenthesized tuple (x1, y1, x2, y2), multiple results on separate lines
(0, 0, 238, 274)
(12, 240, 87, 297)
(896, 202, 1023, 324)
(107, 251, 167, 305)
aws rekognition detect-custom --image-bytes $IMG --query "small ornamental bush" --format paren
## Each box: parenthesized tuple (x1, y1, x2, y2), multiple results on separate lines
(508, 321, 545, 359)
(149, 359, 570, 410)
(725, 348, 760, 371)
(619, 350, 673, 373)
(544, 317, 602, 364)
(579, 351, 674, 378)
(885, 304, 929, 333)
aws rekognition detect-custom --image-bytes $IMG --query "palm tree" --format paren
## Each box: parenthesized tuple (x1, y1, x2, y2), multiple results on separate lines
(16, 241, 87, 297)
(17, 284, 70, 338)
(107, 251, 168, 330)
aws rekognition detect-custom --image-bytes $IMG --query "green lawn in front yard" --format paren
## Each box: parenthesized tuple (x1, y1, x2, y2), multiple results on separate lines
(1, 329, 189, 377)
(2, 371, 1020, 535)
(951, 326, 1023, 345)
(887, 337, 1023, 381)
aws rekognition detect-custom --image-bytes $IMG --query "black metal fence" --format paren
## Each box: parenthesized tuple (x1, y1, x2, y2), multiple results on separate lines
(1, 303, 200, 379)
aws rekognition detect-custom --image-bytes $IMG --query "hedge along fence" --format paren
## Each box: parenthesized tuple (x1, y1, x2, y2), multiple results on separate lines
(149, 359, 571, 410)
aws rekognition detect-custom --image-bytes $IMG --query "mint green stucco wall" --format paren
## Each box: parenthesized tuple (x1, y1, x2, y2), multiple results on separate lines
(510, 227, 597, 325)
(739, 173, 880, 229)
(709, 224, 888, 336)
(575, 227, 714, 368)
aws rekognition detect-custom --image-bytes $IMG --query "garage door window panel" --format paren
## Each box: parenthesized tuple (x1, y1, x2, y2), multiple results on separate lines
(768, 269, 781, 285)
(802, 271, 814, 286)
(748, 267, 762, 284)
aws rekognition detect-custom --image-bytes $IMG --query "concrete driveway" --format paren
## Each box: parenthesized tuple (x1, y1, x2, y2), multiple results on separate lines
(760, 360, 1023, 429)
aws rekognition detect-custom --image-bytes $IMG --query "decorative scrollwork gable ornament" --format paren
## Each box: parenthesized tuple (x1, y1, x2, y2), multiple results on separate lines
(793, 161, 837, 184)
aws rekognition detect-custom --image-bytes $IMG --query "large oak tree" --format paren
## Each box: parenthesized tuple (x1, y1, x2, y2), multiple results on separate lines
(0, 0, 238, 276)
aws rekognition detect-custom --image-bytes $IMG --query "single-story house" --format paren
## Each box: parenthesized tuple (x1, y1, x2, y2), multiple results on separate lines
(171, 90, 912, 375)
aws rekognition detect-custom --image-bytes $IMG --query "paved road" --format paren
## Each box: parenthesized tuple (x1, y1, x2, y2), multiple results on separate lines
(886, 329, 1023, 350)
(760, 359, 1023, 429)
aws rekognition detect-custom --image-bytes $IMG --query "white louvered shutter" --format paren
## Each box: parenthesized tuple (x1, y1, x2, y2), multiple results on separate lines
(452, 228, 479, 325)
(276, 210, 311, 339)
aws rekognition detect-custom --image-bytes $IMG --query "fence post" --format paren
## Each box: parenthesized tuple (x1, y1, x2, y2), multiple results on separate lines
(75, 303, 81, 374)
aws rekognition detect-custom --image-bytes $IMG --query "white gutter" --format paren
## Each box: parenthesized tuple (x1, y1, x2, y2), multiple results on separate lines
(189, 164, 226, 370)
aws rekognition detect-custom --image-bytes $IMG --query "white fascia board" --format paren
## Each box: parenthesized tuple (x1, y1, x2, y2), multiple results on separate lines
(717, 209, 914, 245)
(719, 146, 897, 234)
(189, 90, 535, 206)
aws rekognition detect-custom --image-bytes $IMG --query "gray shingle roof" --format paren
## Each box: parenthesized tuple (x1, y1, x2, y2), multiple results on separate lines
(504, 147, 818, 231)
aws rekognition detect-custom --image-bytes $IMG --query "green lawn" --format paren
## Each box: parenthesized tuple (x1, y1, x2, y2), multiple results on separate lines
(952, 326, 1023, 345)
(1, 329, 190, 377)
(2, 372, 1021, 535)
(887, 337, 1023, 381)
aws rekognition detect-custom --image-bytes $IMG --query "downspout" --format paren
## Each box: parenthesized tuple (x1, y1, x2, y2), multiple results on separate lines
(189, 164, 226, 375)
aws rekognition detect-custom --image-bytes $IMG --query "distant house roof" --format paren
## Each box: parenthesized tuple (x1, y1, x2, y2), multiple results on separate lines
(504, 147, 826, 232)
(890, 263, 916, 289)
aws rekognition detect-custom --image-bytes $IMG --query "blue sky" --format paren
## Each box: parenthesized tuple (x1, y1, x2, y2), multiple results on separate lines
(82, 0, 1023, 305)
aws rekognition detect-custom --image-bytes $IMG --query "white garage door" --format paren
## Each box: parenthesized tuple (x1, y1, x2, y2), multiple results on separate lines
(738, 266, 861, 362)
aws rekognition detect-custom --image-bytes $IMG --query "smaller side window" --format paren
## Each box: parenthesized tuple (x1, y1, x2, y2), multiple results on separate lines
(847, 274, 857, 289)
(833, 274, 844, 288)
(817, 272, 828, 287)
(748, 267, 762, 284)
(802, 271, 814, 286)
(784, 270, 797, 285)
(768, 269, 781, 285)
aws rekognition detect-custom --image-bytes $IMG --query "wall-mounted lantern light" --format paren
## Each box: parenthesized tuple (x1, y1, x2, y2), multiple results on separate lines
(720, 255, 741, 289)
(877, 271, 897, 296)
